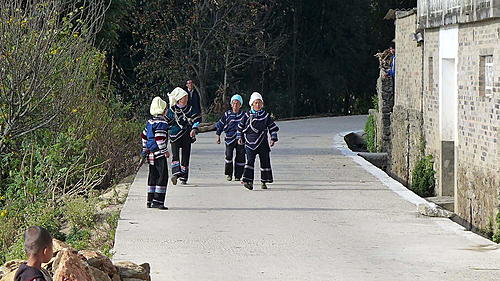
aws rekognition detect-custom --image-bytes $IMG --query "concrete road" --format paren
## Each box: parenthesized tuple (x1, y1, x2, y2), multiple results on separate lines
(113, 116, 499, 281)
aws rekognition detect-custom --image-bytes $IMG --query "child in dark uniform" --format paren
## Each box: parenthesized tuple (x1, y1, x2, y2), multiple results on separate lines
(215, 94, 246, 181)
(141, 96, 170, 209)
(14, 226, 53, 281)
(166, 87, 201, 185)
(237, 92, 279, 190)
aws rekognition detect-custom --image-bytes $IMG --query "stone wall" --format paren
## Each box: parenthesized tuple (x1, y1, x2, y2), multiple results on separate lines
(374, 70, 394, 153)
(455, 19, 500, 230)
(421, 28, 441, 195)
(392, 13, 500, 231)
(390, 11, 424, 186)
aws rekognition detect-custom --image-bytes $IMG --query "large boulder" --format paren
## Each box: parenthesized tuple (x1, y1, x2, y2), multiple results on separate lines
(52, 249, 94, 281)
(0, 271, 15, 281)
(52, 239, 73, 255)
(79, 250, 117, 275)
(114, 261, 150, 281)
(89, 266, 112, 281)
(2, 260, 24, 273)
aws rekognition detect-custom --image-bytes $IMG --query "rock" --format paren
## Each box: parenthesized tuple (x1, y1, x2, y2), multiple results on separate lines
(114, 261, 149, 280)
(122, 279, 146, 281)
(110, 274, 121, 281)
(53, 249, 94, 281)
(79, 250, 117, 275)
(52, 239, 73, 255)
(417, 203, 453, 218)
(3, 260, 24, 273)
(138, 263, 149, 275)
(0, 271, 15, 281)
(89, 266, 112, 281)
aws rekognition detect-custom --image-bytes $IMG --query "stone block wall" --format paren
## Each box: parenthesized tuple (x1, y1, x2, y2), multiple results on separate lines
(375, 70, 394, 153)
(385, 9, 498, 232)
(422, 28, 442, 195)
(390, 11, 424, 186)
(455, 19, 500, 230)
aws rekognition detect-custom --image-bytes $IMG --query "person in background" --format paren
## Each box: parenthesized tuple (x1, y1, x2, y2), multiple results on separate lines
(385, 45, 396, 78)
(215, 94, 246, 182)
(185, 80, 202, 121)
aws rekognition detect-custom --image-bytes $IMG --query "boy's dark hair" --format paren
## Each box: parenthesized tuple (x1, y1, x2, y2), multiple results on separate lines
(24, 226, 52, 256)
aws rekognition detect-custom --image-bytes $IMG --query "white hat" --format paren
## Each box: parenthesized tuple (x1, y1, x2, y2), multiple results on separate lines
(249, 92, 263, 106)
(168, 87, 188, 107)
(150, 96, 167, 116)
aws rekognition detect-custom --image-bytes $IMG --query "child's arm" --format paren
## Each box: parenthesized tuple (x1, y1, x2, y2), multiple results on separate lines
(154, 122, 169, 157)
(267, 115, 279, 146)
(140, 125, 148, 156)
(189, 110, 202, 137)
(165, 109, 176, 127)
(237, 113, 248, 145)
(215, 112, 227, 143)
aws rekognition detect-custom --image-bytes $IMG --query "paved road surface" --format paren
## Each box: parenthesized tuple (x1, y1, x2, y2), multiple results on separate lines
(114, 116, 499, 281)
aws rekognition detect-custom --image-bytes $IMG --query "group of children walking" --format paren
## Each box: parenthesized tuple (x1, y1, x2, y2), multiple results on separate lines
(142, 89, 279, 209)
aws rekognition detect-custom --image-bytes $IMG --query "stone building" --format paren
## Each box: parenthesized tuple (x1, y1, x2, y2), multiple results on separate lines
(376, 0, 499, 233)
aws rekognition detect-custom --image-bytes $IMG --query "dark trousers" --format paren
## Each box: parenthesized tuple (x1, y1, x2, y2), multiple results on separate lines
(225, 141, 245, 179)
(242, 141, 273, 183)
(147, 156, 168, 206)
(171, 133, 192, 182)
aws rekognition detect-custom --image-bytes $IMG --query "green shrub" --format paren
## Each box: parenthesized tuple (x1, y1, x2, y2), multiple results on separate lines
(411, 155, 436, 197)
(66, 227, 91, 250)
(364, 115, 376, 152)
(64, 196, 97, 229)
(493, 210, 500, 243)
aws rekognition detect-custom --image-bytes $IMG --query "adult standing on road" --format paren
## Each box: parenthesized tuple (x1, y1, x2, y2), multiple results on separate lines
(186, 80, 202, 121)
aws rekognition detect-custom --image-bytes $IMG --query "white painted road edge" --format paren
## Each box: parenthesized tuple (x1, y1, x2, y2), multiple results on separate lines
(333, 131, 495, 245)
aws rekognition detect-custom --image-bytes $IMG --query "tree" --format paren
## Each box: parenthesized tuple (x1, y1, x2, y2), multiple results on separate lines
(0, 0, 107, 153)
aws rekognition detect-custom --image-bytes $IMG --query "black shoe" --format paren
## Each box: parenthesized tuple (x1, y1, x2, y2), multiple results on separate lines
(226, 175, 232, 181)
(152, 203, 168, 210)
(147, 203, 152, 208)
(235, 178, 241, 181)
(261, 183, 268, 189)
(180, 180, 187, 185)
(243, 182, 253, 190)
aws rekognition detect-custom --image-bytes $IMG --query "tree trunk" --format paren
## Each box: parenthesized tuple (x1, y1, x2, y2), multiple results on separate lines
(223, 44, 229, 103)
(290, 3, 299, 116)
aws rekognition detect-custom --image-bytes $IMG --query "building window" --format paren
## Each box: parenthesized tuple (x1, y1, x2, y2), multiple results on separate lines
(479, 55, 493, 97)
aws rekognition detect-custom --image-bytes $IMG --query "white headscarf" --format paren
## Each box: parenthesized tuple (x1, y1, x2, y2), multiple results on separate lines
(150, 96, 167, 116)
(168, 87, 188, 107)
(249, 92, 263, 106)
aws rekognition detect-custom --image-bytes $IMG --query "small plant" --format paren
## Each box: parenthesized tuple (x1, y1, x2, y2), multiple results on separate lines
(66, 227, 91, 250)
(493, 210, 500, 243)
(372, 95, 379, 111)
(364, 115, 376, 152)
(64, 196, 97, 229)
(411, 155, 436, 197)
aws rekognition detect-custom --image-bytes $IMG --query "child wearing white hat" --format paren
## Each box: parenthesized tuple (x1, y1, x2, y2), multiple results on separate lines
(140, 96, 170, 209)
(165, 87, 202, 185)
(215, 94, 246, 181)
(237, 92, 279, 190)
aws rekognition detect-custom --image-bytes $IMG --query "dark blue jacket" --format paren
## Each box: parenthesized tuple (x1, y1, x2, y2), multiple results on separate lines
(216, 110, 245, 145)
(237, 109, 279, 150)
(165, 104, 201, 142)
